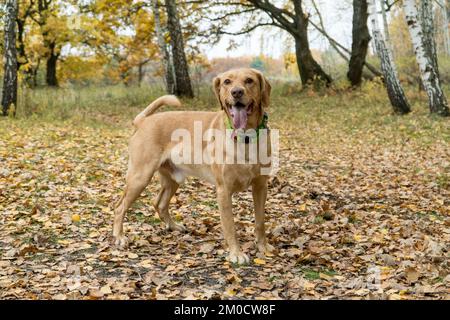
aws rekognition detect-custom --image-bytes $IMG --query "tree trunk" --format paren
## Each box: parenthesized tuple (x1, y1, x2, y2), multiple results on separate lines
(165, 0, 194, 97)
(369, 0, 411, 114)
(380, 0, 391, 47)
(419, 0, 439, 74)
(138, 64, 144, 87)
(292, 1, 332, 86)
(46, 42, 59, 87)
(152, 0, 175, 94)
(443, 0, 450, 56)
(348, 0, 371, 87)
(404, 0, 449, 116)
(2, 0, 18, 117)
(33, 59, 41, 88)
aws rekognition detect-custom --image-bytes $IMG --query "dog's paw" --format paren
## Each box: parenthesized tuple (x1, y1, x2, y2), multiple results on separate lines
(168, 222, 186, 233)
(257, 242, 275, 255)
(227, 251, 250, 265)
(112, 235, 129, 248)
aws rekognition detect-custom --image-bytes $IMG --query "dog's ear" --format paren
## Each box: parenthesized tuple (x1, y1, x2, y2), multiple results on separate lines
(212, 76, 223, 109)
(253, 69, 271, 109)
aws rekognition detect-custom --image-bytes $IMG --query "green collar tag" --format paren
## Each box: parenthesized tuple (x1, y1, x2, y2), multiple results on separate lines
(225, 112, 269, 143)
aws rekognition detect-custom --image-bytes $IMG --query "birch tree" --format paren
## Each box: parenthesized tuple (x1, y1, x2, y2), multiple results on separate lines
(420, 0, 439, 74)
(404, 0, 450, 116)
(369, 0, 411, 114)
(2, 0, 18, 117)
(443, 0, 450, 56)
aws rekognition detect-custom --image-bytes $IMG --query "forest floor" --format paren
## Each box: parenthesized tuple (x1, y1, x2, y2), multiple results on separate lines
(0, 84, 449, 299)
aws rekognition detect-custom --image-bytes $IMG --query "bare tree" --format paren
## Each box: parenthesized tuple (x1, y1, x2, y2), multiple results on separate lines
(348, 0, 371, 86)
(152, 0, 175, 94)
(213, 0, 332, 86)
(249, 0, 332, 86)
(307, 3, 382, 78)
(165, 0, 194, 97)
(369, 0, 411, 114)
(2, 0, 18, 117)
(404, 0, 449, 116)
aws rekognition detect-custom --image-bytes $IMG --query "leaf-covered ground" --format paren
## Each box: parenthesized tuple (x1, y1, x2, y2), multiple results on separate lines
(0, 87, 449, 300)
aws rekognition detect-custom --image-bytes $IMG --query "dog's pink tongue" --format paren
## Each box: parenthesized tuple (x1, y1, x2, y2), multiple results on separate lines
(231, 106, 248, 130)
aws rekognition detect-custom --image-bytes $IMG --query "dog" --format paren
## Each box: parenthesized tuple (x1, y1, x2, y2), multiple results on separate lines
(112, 68, 274, 264)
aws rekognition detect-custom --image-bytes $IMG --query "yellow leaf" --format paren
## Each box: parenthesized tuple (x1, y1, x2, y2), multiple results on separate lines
(100, 285, 112, 295)
(225, 288, 237, 296)
(253, 258, 266, 265)
(243, 288, 256, 294)
(71, 214, 81, 222)
(319, 273, 333, 280)
(57, 239, 72, 245)
(101, 207, 111, 213)
(299, 203, 307, 211)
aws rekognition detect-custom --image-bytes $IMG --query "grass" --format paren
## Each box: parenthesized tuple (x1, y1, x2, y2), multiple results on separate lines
(300, 267, 337, 281)
(12, 82, 447, 141)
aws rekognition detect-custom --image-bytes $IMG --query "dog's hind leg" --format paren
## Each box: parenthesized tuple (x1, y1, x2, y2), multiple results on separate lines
(153, 170, 185, 232)
(113, 162, 156, 248)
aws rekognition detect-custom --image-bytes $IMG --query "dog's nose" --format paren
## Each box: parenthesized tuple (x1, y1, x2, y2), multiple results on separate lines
(231, 87, 244, 99)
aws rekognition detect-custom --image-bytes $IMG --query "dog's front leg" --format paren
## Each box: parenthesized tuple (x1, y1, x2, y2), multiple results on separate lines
(217, 187, 249, 265)
(252, 176, 274, 255)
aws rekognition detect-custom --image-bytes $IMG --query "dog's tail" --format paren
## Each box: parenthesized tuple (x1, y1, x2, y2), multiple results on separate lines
(133, 95, 181, 127)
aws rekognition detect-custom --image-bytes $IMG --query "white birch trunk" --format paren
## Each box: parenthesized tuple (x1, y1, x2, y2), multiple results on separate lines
(369, 0, 411, 114)
(379, 0, 391, 50)
(404, 0, 450, 116)
(443, 0, 450, 55)
(2, 0, 18, 117)
(420, 0, 439, 74)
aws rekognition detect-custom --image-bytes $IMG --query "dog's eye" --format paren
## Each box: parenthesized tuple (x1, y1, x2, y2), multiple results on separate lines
(224, 79, 231, 85)
(245, 78, 254, 84)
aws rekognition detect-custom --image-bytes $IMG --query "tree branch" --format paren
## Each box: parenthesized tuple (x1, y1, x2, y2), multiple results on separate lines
(308, 19, 382, 77)
(217, 22, 280, 36)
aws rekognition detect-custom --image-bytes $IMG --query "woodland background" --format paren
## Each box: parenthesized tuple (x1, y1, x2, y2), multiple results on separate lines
(0, 0, 448, 300)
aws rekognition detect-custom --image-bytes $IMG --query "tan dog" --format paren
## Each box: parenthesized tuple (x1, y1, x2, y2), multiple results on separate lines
(112, 68, 274, 264)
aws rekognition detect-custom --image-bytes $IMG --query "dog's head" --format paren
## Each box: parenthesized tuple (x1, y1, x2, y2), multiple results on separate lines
(213, 68, 271, 131)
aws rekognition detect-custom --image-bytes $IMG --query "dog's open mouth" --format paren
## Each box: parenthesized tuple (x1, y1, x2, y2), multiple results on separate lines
(227, 101, 254, 133)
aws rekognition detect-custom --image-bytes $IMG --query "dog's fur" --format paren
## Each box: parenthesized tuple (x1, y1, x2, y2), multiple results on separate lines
(112, 68, 273, 264)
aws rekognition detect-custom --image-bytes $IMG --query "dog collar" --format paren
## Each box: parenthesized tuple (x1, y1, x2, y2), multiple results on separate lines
(225, 112, 269, 143)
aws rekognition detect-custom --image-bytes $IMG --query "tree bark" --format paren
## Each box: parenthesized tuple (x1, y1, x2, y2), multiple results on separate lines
(348, 0, 371, 86)
(152, 0, 175, 94)
(369, 0, 411, 114)
(419, 0, 439, 74)
(443, 0, 450, 56)
(380, 0, 391, 47)
(2, 0, 19, 117)
(138, 63, 144, 87)
(165, 0, 194, 97)
(404, 0, 449, 116)
(292, 0, 332, 86)
(46, 42, 59, 87)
